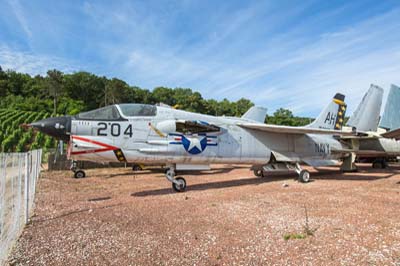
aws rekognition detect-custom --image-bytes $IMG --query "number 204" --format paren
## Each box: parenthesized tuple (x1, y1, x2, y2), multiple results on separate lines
(97, 122, 133, 137)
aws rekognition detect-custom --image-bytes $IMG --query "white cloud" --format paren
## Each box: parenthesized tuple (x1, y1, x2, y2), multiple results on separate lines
(95, 4, 400, 116)
(7, 0, 32, 39)
(1, 1, 399, 117)
(0, 45, 79, 75)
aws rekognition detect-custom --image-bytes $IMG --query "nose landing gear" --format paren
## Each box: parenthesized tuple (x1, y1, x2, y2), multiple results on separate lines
(71, 161, 87, 179)
(165, 165, 187, 192)
(74, 170, 86, 178)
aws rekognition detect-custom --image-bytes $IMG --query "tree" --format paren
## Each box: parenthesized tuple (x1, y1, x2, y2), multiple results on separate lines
(235, 98, 254, 116)
(267, 108, 312, 126)
(104, 78, 130, 105)
(46, 69, 63, 115)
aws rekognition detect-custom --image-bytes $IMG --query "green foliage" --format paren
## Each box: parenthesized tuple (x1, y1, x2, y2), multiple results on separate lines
(0, 66, 261, 117)
(0, 65, 313, 151)
(267, 108, 313, 126)
(0, 108, 51, 152)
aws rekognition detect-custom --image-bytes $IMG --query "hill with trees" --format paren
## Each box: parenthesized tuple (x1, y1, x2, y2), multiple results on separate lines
(0, 65, 312, 152)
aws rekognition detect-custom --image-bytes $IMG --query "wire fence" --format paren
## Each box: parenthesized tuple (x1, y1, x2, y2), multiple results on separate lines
(0, 149, 42, 265)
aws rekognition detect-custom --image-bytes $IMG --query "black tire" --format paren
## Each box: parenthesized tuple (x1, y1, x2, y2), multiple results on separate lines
(132, 164, 142, 171)
(74, 170, 86, 179)
(372, 161, 383, 169)
(299, 170, 310, 183)
(253, 169, 263, 177)
(172, 177, 186, 192)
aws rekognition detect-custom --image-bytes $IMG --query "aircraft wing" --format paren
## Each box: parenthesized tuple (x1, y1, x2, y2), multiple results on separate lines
(152, 119, 220, 136)
(237, 123, 355, 136)
(176, 120, 220, 134)
(381, 128, 400, 140)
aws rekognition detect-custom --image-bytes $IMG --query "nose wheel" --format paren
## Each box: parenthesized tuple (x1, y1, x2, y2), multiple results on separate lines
(74, 170, 86, 179)
(165, 165, 187, 192)
(70, 160, 87, 179)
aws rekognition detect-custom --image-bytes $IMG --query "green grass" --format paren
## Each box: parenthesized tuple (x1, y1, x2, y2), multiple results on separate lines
(283, 233, 307, 241)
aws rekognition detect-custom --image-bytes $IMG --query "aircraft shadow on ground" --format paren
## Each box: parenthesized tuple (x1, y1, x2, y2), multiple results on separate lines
(132, 166, 399, 197)
(33, 202, 123, 223)
(312, 165, 399, 181)
(131, 176, 285, 197)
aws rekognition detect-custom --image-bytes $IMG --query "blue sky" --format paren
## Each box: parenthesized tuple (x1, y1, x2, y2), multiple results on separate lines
(1, 0, 400, 116)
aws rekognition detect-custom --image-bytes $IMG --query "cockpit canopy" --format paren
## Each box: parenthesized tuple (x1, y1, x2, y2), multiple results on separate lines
(75, 104, 157, 120)
(118, 104, 157, 117)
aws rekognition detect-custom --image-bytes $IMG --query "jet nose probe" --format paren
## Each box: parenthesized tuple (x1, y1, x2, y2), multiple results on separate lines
(29, 116, 72, 141)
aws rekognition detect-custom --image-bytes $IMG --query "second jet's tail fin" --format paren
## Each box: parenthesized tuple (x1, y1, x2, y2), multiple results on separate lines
(307, 93, 347, 130)
(379, 84, 400, 131)
(347, 84, 383, 132)
(241, 106, 268, 123)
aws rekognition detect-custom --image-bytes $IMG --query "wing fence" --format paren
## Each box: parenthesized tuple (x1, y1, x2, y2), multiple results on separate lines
(0, 149, 42, 265)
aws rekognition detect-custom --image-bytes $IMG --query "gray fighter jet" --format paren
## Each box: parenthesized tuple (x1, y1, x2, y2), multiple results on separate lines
(30, 93, 353, 192)
(343, 84, 400, 169)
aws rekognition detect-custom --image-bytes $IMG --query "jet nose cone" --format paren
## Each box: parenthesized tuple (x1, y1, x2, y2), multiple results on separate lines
(30, 116, 72, 141)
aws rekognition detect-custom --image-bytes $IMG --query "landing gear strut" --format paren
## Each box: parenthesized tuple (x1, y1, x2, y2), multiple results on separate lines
(165, 165, 187, 192)
(295, 163, 310, 183)
(70, 160, 86, 179)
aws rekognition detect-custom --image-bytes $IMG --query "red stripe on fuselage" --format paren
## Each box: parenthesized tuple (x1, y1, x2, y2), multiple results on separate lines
(70, 135, 119, 155)
(71, 148, 112, 155)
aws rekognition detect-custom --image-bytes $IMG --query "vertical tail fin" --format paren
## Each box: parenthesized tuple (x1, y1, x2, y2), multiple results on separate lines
(241, 106, 268, 123)
(347, 84, 383, 132)
(307, 93, 347, 130)
(379, 84, 400, 131)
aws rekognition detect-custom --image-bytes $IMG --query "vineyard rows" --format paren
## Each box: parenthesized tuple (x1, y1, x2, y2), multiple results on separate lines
(0, 109, 56, 152)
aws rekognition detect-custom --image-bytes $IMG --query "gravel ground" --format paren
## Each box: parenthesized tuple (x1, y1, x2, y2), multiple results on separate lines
(7, 164, 400, 266)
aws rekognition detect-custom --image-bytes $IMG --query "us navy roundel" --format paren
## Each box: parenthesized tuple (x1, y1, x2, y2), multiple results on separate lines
(181, 135, 207, 154)
(169, 134, 218, 154)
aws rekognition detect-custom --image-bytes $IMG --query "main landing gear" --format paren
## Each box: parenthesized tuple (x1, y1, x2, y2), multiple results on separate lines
(132, 164, 143, 171)
(253, 169, 264, 177)
(253, 162, 311, 183)
(372, 158, 388, 169)
(295, 163, 310, 183)
(71, 160, 86, 179)
(165, 165, 187, 192)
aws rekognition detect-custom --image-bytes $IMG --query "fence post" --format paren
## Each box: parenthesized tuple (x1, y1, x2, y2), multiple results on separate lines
(24, 152, 30, 224)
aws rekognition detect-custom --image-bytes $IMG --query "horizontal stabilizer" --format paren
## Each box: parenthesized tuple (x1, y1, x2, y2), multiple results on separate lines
(237, 123, 354, 136)
(241, 106, 267, 123)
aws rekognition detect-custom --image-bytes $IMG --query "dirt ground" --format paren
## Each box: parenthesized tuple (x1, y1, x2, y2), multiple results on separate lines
(6, 164, 400, 266)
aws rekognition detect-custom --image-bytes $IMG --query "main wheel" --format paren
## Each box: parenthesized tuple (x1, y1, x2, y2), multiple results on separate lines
(372, 161, 383, 169)
(253, 169, 264, 177)
(132, 164, 142, 171)
(74, 170, 86, 179)
(172, 177, 186, 192)
(298, 170, 310, 183)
